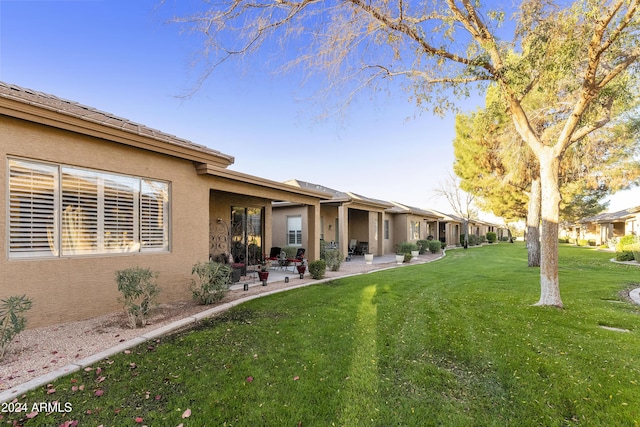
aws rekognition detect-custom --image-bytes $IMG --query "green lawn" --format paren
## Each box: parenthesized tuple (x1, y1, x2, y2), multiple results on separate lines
(4, 243, 640, 426)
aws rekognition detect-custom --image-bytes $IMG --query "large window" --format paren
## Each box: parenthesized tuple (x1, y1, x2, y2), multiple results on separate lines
(287, 215, 302, 246)
(8, 158, 170, 258)
(410, 220, 421, 240)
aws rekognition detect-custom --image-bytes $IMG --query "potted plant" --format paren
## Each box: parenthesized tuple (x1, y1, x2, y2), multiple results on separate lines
(258, 258, 269, 285)
(296, 262, 306, 278)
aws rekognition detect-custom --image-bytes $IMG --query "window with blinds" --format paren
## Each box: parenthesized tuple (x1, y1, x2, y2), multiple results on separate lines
(8, 159, 58, 258)
(8, 158, 170, 258)
(140, 180, 169, 250)
(287, 215, 302, 246)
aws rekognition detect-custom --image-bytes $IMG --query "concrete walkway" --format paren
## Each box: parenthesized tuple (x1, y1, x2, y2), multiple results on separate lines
(0, 252, 442, 403)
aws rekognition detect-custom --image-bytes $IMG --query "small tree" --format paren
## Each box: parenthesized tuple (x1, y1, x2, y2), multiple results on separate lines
(116, 267, 160, 329)
(486, 232, 497, 243)
(191, 261, 232, 305)
(0, 295, 33, 360)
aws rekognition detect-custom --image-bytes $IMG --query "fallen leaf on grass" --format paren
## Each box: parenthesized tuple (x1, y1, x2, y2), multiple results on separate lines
(246, 376, 254, 383)
(26, 411, 38, 419)
(135, 416, 144, 423)
(94, 389, 104, 397)
(293, 376, 300, 381)
(47, 388, 56, 394)
(182, 408, 191, 418)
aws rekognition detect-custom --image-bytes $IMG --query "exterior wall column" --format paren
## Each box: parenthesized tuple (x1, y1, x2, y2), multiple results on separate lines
(264, 204, 273, 258)
(377, 211, 385, 256)
(338, 204, 349, 259)
(306, 203, 321, 261)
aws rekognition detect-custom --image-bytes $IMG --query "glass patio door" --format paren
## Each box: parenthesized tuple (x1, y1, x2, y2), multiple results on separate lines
(231, 206, 263, 266)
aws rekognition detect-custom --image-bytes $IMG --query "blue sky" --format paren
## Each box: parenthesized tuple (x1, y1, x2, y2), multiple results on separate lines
(0, 0, 637, 216)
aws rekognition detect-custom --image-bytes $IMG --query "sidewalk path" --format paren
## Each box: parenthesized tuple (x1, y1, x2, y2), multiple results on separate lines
(0, 252, 443, 403)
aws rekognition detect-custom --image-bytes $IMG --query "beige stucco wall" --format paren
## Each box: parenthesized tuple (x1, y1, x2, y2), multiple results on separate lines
(271, 205, 307, 250)
(1, 116, 212, 327)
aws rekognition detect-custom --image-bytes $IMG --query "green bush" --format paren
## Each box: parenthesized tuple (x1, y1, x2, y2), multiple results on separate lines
(558, 238, 570, 244)
(116, 267, 160, 329)
(416, 240, 430, 254)
(322, 249, 342, 271)
(629, 243, 640, 262)
(486, 232, 497, 243)
(0, 295, 33, 360)
(616, 235, 638, 251)
(308, 260, 327, 279)
(616, 250, 635, 261)
(397, 242, 418, 254)
(191, 261, 232, 305)
(469, 234, 482, 246)
(281, 246, 299, 258)
(403, 253, 413, 263)
(615, 235, 639, 262)
(577, 239, 589, 246)
(427, 240, 441, 254)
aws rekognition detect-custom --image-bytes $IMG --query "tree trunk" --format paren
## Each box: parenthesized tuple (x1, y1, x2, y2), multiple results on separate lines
(535, 153, 563, 308)
(526, 178, 541, 267)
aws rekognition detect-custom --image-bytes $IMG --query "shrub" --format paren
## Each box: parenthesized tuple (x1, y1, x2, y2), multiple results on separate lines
(629, 243, 640, 263)
(396, 242, 418, 254)
(577, 239, 589, 247)
(116, 267, 160, 329)
(416, 240, 430, 254)
(0, 295, 33, 360)
(486, 232, 497, 243)
(308, 260, 327, 279)
(322, 249, 342, 271)
(615, 235, 639, 262)
(281, 246, 299, 258)
(427, 240, 441, 254)
(558, 238, 570, 244)
(616, 235, 638, 251)
(616, 250, 635, 262)
(191, 261, 232, 305)
(468, 234, 482, 246)
(403, 253, 413, 263)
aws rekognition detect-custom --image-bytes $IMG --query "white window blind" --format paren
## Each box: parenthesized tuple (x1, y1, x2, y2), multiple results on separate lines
(8, 159, 58, 258)
(140, 180, 169, 251)
(103, 174, 138, 252)
(287, 216, 302, 246)
(8, 158, 170, 258)
(61, 168, 99, 255)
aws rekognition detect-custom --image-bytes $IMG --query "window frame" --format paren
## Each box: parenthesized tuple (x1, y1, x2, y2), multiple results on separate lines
(7, 158, 170, 259)
(286, 215, 303, 246)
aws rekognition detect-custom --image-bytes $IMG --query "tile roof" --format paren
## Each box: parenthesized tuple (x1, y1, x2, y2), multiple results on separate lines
(0, 81, 234, 163)
(284, 179, 393, 207)
(580, 206, 640, 223)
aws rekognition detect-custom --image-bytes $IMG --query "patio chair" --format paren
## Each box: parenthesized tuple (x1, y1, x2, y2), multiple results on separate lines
(267, 247, 281, 269)
(347, 239, 357, 261)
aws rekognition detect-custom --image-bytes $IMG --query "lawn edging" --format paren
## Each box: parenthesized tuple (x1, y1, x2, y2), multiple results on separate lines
(0, 252, 446, 403)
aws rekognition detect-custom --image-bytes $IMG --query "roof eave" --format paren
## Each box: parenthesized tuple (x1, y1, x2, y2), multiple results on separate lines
(0, 92, 234, 167)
